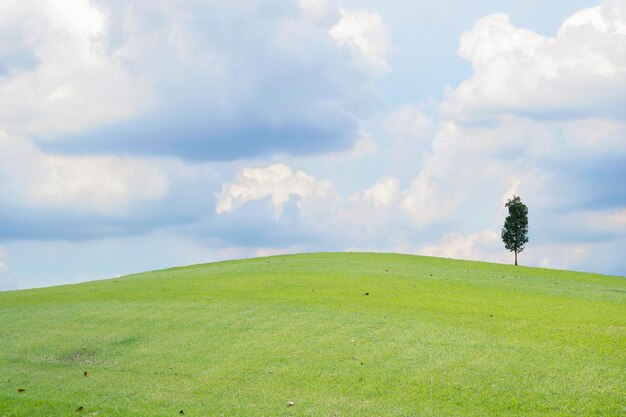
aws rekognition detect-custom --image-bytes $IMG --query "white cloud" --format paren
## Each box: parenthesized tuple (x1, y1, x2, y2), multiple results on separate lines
(384, 103, 436, 177)
(299, 0, 339, 26)
(255, 246, 304, 258)
(525, 242, 596, 271)
(402, 171, 463, 227)
(560, 2, 626, 36)
(559, 117, 626, 152)
(458, 14, 548, 71)
(0, 247, 9, 275)
(395, 102, 625, 231)
(330, 8, 390, 73)
(392, 106, 625, 269)
(419, 229, 503, 262)
(351, 177, 400, 208)
(242, 36, 623, 269)
(216, 164, 406, 243)
(0, 0, 149, 136)
(396, 118, 510, 229)
(587, 208, 626, 232)
(345, 131, 379, 158)
(216, 163, 334, 217)
(0, 132, 169, 213)
(501, 179, 522, 206)
(444, 1, 626, 121)
(385, 104, 435, 146)
(30, 155, 169, 211)
(0, 246, 14, 290)
(0, 0, 385, 160)
(419, 231, 616, 272)
(319, 130, 378, 161)
(2, 0, 626, 288)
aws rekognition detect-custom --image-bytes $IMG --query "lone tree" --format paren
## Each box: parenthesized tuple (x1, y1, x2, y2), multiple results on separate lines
(501, 195, 529, 265)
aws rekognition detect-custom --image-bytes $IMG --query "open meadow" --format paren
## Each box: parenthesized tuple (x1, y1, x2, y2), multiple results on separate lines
(1, 253, 624, 416)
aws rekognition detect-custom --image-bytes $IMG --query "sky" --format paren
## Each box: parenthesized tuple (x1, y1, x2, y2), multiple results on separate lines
(1, 0, 625, 290)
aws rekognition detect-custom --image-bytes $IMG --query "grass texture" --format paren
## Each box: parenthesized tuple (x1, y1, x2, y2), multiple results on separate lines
(1, 252, 624, 416)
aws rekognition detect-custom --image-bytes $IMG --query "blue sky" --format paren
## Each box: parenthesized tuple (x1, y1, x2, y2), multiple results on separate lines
(1, 0, 625, 290)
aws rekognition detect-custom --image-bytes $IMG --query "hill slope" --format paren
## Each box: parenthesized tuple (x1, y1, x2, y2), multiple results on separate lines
(1, 252, 625, 416)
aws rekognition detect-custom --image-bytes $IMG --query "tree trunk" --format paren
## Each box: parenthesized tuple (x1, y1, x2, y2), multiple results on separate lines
(515, 249, 518, 266)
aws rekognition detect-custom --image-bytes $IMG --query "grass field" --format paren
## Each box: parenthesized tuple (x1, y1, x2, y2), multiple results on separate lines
(0, 252, 625, 416)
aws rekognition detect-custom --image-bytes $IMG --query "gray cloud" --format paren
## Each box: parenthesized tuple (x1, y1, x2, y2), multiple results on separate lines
(30, 0, 380, 160)
(42, 117, 357, 161)
(2, 0, 626, 291)
(0, 201, 195, 241)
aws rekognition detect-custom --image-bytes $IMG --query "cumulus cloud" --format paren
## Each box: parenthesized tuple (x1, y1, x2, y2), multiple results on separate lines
(396, 117, 535, 229)
(385, 104, 435, 146)
(255, 245, 304, 258)
(205, 1, 626, 275)
(584, 208, 626, 234)
(0, 125, 226, 241)
(0, 246, 15, 290)
(216, 163, 334, 217)
(526, 241, 598, 271)
(0, 132, 169, 213)
(0, 246, 9, 275)
(299, 0, 340, 26)
(384, 104, 436, 176)
(419, 229, 503, 262)
(3, 0, 626, 288)
(383, 96, 625, 270)
(402, 171, 463, 227)
(0, 0, 149, 136)
(330, 8, 391, 73)
(418, 229, 625, 274)
(351, 177, 400, 208)
(216, 163, 407, 245)
(414, 0, 626, 231)
(444, 1, 626, 121)
(0, 0, 388, 160)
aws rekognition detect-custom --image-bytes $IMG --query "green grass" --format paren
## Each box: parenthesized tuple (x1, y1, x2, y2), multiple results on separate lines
(0, 252, 624, 416)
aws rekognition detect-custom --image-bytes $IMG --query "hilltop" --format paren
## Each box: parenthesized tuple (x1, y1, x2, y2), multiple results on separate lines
(1, 253, 624, 416)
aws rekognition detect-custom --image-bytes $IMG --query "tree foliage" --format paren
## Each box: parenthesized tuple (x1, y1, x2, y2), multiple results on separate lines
(501, 195, 529, 265)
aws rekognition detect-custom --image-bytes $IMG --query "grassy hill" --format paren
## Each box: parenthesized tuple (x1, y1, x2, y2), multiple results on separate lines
(0, 252, 624, 416)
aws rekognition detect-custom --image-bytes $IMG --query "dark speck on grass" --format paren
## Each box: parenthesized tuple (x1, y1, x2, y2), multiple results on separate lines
(83, 371, 89, 377)
(363, 292, 369, 296)
(179, 409, 185, 415)
(17, 388, 25, 392)
(76, 406, 84, 412)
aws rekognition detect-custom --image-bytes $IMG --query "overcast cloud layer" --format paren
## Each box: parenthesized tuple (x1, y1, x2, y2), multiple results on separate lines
(1, 0, 624, 290)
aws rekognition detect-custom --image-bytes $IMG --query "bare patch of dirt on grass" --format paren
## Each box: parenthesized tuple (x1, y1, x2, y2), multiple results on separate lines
(57, 349, 98, 364)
